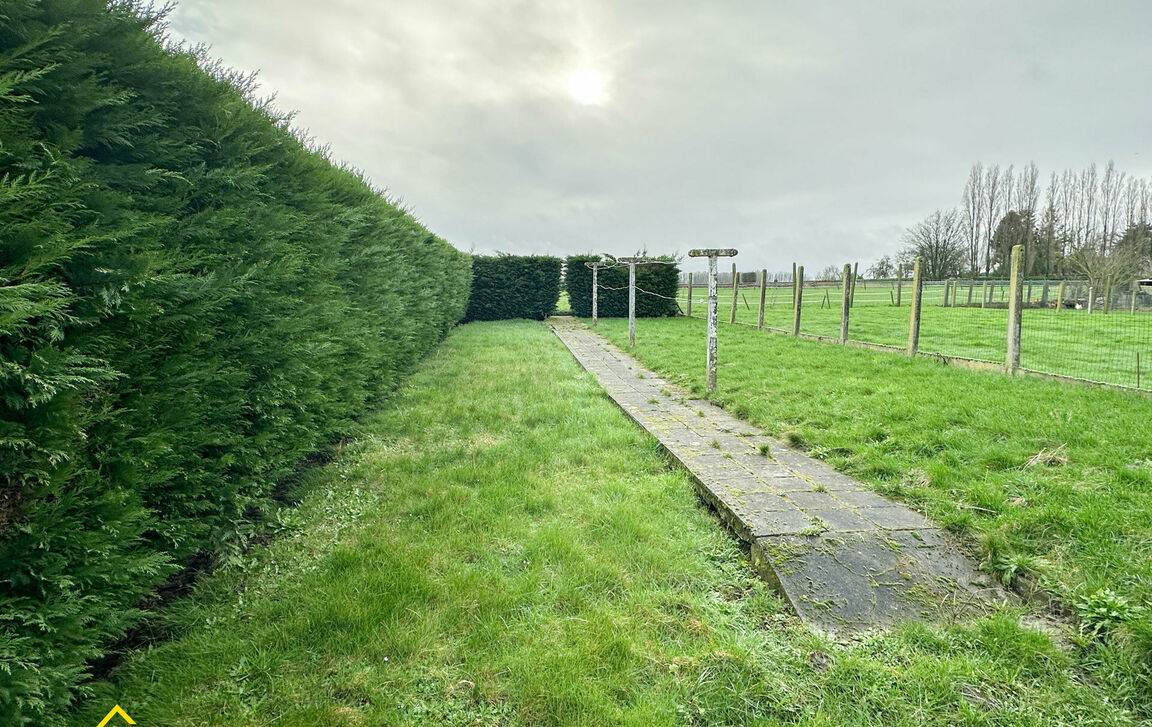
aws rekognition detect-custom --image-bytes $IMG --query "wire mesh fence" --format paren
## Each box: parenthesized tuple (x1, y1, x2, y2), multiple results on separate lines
(679, 264, 1152, 391)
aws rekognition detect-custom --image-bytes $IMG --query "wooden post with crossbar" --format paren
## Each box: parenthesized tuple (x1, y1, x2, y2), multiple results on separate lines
(689, 248, 738, 393)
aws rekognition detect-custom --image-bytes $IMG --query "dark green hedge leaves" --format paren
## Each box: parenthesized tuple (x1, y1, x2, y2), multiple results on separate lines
(565, 255, 680, 318)
(0, 3, 470, 723)
(465, 255, 561, 321)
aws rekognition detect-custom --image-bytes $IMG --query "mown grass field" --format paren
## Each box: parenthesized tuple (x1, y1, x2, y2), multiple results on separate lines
(678, 285, 1152, 388)
(595, 315, 1152, 716)
(69, 321, 1142, 726)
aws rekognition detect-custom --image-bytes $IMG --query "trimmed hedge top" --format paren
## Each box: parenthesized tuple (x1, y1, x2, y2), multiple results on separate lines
(565, 255, 680, 318)
(465, 255, 561, 321)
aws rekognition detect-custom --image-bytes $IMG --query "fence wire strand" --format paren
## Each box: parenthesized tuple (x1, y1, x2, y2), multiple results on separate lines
(678, 269, 1152, 391)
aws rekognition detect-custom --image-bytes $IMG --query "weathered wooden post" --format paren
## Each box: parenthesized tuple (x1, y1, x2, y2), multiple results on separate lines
(896, 266, 903, 306)
(1087, 285, 1095, 314)
(988, 280, 996, 305)
(1104, 275, 1114, 314)
(840, 263, 852, 344)
(617, 256, 654, 348)
(689, 248, 738, 394)
(981, 281, 988, 309)
(850, 262, 859, 306)
(907, 256, 923, 356)
(942, 279, 952, 307)
(758, 268, 767, 329)
(1056, 280, 1066, 312)
(730, 263, 739, 324)
(584, 259, 603, 328)
(793, 265, 805, 336)
(628, 260, 637, 346)
(1006, 244, 1024, 374)
(1132, 280, 1139, 315)
(953, 279, 961, 307)
(686, 272, 693, 317)
(967, 279, 975, 306)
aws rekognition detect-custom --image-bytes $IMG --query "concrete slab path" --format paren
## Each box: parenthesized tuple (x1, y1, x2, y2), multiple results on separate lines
(551, 318, 1008, 632)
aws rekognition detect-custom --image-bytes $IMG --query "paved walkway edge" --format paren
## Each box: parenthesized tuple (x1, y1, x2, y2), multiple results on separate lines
(551, 318, 1008, 632)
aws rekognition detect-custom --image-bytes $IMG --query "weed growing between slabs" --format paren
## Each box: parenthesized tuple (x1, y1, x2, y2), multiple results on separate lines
(595, 315, 1152, 716)
(72, 322, 1139, 726)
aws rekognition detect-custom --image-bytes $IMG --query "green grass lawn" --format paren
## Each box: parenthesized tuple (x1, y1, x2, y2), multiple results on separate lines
(595, 315, 1152, 715)
(678, 286, 1152, 389)
(68, 321, 1142, 726)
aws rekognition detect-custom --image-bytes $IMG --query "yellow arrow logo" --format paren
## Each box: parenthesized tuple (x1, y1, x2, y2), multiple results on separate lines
(97, 704, 136, 726)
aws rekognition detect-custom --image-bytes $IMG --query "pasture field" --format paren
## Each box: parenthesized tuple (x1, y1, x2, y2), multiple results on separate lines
(68, 322, 1138, 726)
(595, 315, 1152, 716)
(678, 285, 1152, 389)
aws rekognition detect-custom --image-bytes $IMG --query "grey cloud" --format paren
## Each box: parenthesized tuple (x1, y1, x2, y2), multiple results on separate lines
(169, 0, 1152, 274)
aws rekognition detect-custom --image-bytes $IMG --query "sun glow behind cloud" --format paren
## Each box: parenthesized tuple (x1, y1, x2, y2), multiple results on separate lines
(566, 68, 606, 105)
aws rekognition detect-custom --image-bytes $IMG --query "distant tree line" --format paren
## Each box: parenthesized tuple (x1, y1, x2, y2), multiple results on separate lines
(878, 162, 1152, 282)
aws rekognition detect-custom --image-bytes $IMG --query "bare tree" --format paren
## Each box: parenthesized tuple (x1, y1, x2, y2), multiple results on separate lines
(817, 264, 842, 281)
(983, 164, 1002, 273)
(1018, 162, 1040, 269)
(867, 255, 895, 279)
(902, 208, 966, 280)
(961, 163, 984, 275)
(1058, 169, 1077, 260)
(1038, 172, 1060, 275)
(1002, 163, 1016, 218)
(1078, 164, 1099, 251)
(1099, 161, 1124, 253)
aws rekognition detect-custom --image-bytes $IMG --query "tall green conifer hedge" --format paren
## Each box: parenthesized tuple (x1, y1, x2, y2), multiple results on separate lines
(464, 255, 561, 321)
(0, 3, 470, 722)
(565, 255, 680, 318)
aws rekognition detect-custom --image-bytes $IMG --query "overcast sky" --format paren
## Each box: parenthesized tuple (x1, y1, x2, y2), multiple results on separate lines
(169, 1, 1152, 274)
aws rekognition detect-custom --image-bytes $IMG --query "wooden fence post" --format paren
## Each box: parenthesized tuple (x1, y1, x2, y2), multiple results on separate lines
(730, 263, 738, 324)
(1104, 275, 1114, 314)
(850, 262, 859, 306)
(1132, 280, 1139, 314)
(840, 264, 852, 344)
(707, 256, 718, 389)
(686, 272, 692, 317)
(628, 260, 636, 347)
(592, 263, 599, 327)
(1006, 244, 1024, 374)
(1087, 285, 1094, 314)
(907, 257, 923, 356)
(793, 265, 805, 336)
(942, 279, 950, 307)
(967, 279, 974, 305)
(688, 249, 737, 393)
(758, 268, 767, 329)
(981, 281, 988, 309)
(896, 267, 903, 306)
(1056, 280, 1065, 312)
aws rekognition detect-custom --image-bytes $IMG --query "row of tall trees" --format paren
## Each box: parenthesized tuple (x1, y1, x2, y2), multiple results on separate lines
(892, 162, 1152, 280)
